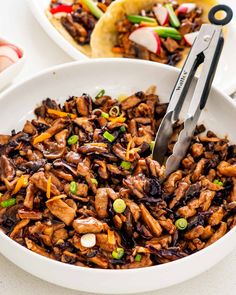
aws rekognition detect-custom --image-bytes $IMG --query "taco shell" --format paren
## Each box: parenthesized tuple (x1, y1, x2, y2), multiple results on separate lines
(46, 9, 91, 57)
(91, 0, 218, 66)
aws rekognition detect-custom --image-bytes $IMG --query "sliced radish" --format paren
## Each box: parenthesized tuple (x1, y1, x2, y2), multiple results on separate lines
(0, 46, 19, 62)
(0, 55, 14, 72)
(153, 4, 169, 26)
(177, 3, 197, 14)
(6, 44, 23, 58)
(184, 31, 199, 46)
(129, 27, 161, 54)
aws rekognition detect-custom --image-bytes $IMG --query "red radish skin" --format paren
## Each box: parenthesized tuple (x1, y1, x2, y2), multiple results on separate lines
(184, 31, 199, 46)
(129, 27, 161, 55)
(7, 44, 23, 58)
(153, 5, 169, 26)
(177, 3, 197, 14)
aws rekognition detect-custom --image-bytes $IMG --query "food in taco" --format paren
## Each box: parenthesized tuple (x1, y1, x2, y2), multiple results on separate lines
(91, 0, 217, 66)
(46, 0, 115, 56)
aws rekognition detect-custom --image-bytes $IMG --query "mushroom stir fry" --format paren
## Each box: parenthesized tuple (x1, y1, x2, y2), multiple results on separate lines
(1, 89, 236, 269)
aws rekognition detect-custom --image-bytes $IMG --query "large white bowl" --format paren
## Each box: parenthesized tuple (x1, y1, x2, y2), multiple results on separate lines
(0, 59, 236, 294)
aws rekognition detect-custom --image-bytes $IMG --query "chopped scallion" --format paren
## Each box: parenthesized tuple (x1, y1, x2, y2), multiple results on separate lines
(1, 198, 16, 208)
(175, 218, 188, 230)
(135, 254, 142, 262)
(95, 89, 105, 99)
(103, 131, 115, 142)
(101, 112, 109, 119)
(165, 4, 180, 27)
(112, 247, 125, 259)
(127, 15, 157, 24)
(67, 135, 79, 145)
(213, 179, 223, 186)
(120, 161, 131, 170)
(113, 198, 126, 214)
(70, 181, 77, 195)
(120, 126, 126, 133)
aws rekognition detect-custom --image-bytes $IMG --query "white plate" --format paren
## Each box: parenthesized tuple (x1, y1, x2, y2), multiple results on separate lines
(0, 59, 236, 294)
(28, 0, 236, 94)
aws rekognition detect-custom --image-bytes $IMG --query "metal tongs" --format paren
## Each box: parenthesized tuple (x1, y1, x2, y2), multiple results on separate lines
(152, 5, 233, 177)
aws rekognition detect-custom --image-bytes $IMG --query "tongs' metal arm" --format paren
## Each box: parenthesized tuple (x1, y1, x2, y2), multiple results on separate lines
(152, 25, 216, 164)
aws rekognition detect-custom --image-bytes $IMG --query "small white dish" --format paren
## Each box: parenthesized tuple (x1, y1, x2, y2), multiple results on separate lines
(28, 0, 236, 94)
(0, 59, 236, 294)
(0, 38, 26, 92)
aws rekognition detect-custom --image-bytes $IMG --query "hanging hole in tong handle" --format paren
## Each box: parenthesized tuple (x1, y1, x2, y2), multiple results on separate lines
(208, 4, 233, 26)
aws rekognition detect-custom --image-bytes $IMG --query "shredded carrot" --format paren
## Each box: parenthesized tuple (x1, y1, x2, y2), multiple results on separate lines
(126, 138, 133, 161)
(97, 2, 108, 12)
(46, 176, 52, 199)
(107, 229, 116, 245)
(46, 194, 67, 203)
(78, 0, 90, 12)
(140, 21, 158, 27)
(47, 108, 76, 119)
(12, 175, 28, 195)
(112, 47, 124, 54)
(108, 115, 126, 123)
(33, 132, 51, 145)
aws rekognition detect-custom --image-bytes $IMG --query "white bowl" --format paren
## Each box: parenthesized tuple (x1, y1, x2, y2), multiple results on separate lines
(0, 38, 26, 92)
(0, 59, 235, 294)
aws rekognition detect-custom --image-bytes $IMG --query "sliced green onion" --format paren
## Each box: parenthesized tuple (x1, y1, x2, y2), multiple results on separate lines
(127, 15, 157, 24)
(101, 112, 109, 119)
(113, 198, 126, 214)
(91, 178, 98, 185)
(120, 126, 126, 133)
(165, 4, 180, 28)
(150, 141, 155, 151)
(135, 254, 142, 262)
(213, 179, 223, 186)
(81, 0, 104, 19)
(120, 161, 131, 170)
(1, 198, 16, 208)
(175, 218, 188, 230)
(67, 135, 79, 145)
(95, 89, 105, 99)
(109, 106, 120, 117)
(153, 26, 182, 40)
(103, 131, 115, 142)
(112, 247, 125, 259)
(70, 181, 77, 195)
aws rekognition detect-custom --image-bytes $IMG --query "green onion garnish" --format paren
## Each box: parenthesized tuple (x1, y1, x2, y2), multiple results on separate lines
(91, 178, 98, 185)
(127, 15, 157, 24)
(81, 0, 104, 19)
(120, 161, 131, 170)
(103, 131, 115, 142)
(150, 141, 155, 151)
(95, 89, 105, 99)
(101, 112, 109, 119)
(70, 181, 77, 195)
(1, 198, 16, 208)
(175, 218, 188, 230)
(120, 126, 126, 133)
(67, 135, 79, 145)
(165, 4, 180, 28)
(112, 247, 125, 259)
(213, 179, 223, 186)
(153, 26, 182, 40)
(113, 198, 126, 214)
(134, 254, 142, 262)
(109, 106, 120, 117)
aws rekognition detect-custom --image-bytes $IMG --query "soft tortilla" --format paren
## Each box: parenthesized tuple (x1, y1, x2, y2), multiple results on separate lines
(90, 0, 218, 66)
(46, 9, 91, 57)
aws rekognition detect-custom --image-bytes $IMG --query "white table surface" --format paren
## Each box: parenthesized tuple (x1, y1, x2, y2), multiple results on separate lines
(0, 1, 236, 294)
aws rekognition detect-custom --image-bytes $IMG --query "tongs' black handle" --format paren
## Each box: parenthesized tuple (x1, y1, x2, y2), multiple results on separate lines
(200, 36, 224, 109)
(209, 5, 233, 26)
